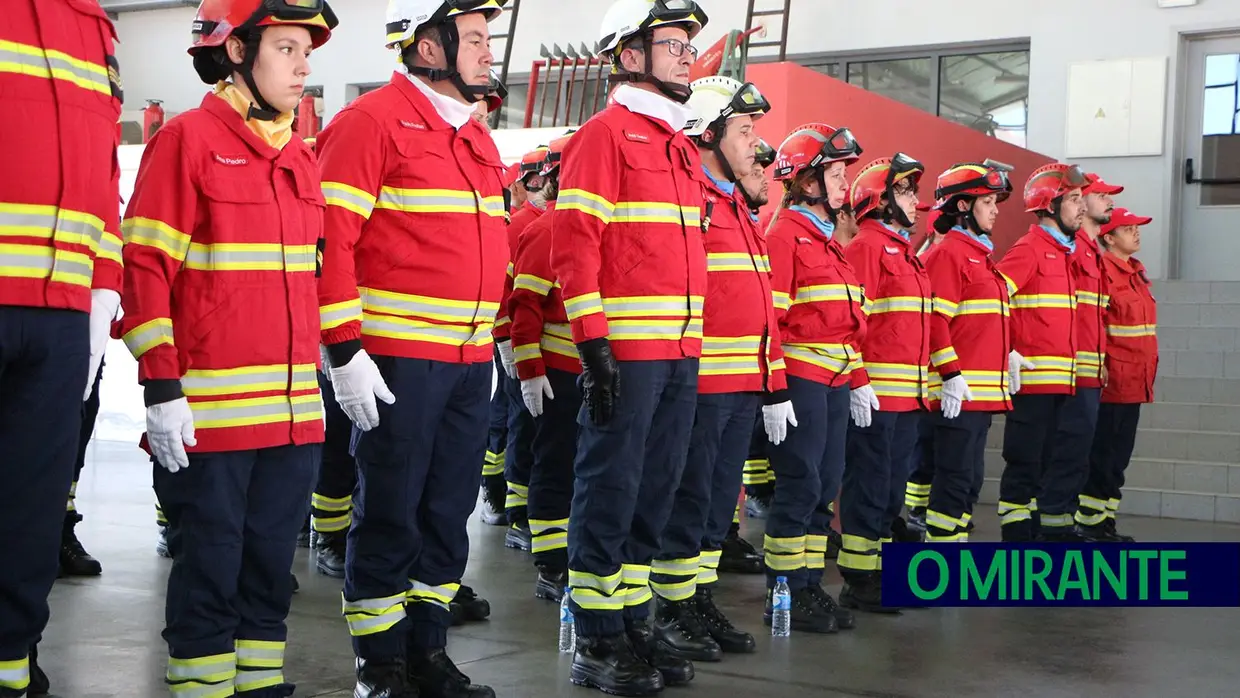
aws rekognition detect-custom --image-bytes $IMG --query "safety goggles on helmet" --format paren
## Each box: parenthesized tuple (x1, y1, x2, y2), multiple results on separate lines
(1056, 164, 1090, 188)
(888, 152, 923, 182)
(721, 82, 770, 120)
(808, 127, 862, 169)
(936, 167, 1011, 201)
(755, 139, 776, 169)
(193, 0, 338, 47)
(646, 0, 709, 32)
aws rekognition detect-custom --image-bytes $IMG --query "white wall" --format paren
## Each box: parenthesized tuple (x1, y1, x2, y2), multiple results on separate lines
(111, 0, 1240, 279)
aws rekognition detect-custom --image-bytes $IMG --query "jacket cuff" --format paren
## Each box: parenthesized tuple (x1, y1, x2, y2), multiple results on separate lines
(143, 379, 184, 407)
(327, 339, 363, 368)
(849, 368, 870, 389)
(941, 370, 962, 382)
(763, 389, 790, 406)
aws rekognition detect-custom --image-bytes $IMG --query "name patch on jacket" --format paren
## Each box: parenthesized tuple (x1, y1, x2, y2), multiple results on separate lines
(1045, 252, 1057, 259)
(213, 153, 248, 167)
(399, 120, 427, 131)
(968, 257, 981, 264)
(624, 131, 650, 143)
(884, 245, 901, 254)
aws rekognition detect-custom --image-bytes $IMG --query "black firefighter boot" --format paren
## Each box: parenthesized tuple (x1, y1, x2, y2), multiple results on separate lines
(534, 565, 568, 603)
(354, 656, 417, 698)
(449, 585, 490, 626)
(626, 618, 694, 686)
(478, 476, 507, 527)
(807, 583, 856, 629)
(408, 647, 494, 698)
(718, 528, 762, 574)
(840, 571, 901, 614)
(694, 586, 755, 653)
(28, 643, 49, 696)
(764, 586, 837, 634)
(59, 511, 102, 577)
(651, 596, 721, 662)
(570, 633, 664, 697)
(315, 529, 347, 578)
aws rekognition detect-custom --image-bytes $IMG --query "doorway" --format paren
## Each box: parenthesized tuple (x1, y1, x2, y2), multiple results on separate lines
(1180, 34, 1240, 280)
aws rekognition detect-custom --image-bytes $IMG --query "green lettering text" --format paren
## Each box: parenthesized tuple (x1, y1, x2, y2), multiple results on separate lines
(909, 551, 949, 600)
(1092, 550, 1126, 600)
(1057, 550, 1090, 601)
(1129, 550, 1158, 600)
(962, 550, 1004, 600)
(1023, 550, 1054, 600)
(1159, 550, 1188, 601)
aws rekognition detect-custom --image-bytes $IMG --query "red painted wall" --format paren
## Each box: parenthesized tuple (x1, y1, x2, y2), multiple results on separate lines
(746, 62, 1055, 258)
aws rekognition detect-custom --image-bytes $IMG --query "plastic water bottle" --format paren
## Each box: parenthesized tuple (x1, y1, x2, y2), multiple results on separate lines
(558, 588, 576, 653)
(771, 577, 792, 637)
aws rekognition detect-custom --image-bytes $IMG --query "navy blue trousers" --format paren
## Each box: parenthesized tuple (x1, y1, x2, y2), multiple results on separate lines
(839, 410, 919, 580)
(904, 412, 935, 511)
(311, 371, 357, 535)
(567, 359, 698, 638)
(999, 393, 1068, 539)
(528, 368, 581, 571)
(1040, 386, 1101, 530)
(345, 358, 489, 659)
(655, 391, 760, 598)
(925, 411, 992, 540)
(1079, 402, 1142, 526)
(764, 377, 849, 591)
(0, 307, 88, 689)
(68, 361, 104, 519)
(155, 444, 319, 696)
(503, 371, 536, 526)
(482, 349, 508, 479)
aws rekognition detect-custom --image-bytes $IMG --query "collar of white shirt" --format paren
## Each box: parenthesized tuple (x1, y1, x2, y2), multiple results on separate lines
(400, 65, 476, 130)
(610, 83, 694, 133)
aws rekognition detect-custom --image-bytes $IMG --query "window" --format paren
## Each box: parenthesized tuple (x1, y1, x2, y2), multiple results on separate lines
(1199, 53, 1240, 206)
(1203, 53, 1239, 136)
(798, 44, 1030, 147)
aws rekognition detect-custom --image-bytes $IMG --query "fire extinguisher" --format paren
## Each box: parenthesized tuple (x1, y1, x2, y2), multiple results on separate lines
(143, 99, 165, 143)
(295, 93, 320, 140)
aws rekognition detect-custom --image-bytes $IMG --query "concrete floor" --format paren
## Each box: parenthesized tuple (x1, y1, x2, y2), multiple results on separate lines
(42, 439, 1240, 698)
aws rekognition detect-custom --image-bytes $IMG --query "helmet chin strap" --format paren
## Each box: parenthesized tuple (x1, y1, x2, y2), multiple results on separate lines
(1050, 200, 1080, 235)
(406, 21, 490, 104)
(883, 198, 915, 229)
(963, 200, 990, 237)
(609, 32, 692, 104)
(237, 32, 280, 121)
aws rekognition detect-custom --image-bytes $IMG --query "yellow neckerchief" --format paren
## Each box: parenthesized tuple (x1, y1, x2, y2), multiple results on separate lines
(214, 81, 293, 150)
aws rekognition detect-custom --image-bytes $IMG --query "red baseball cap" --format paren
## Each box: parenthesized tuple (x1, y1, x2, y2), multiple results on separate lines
(1100, 207, 1152, 236)
(1084, 172, 1124, 195)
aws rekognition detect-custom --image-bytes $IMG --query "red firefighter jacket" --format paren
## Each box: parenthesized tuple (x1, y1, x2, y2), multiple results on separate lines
(1072, 229, 1108, 389)
(767, 209, 867, 388)
(494, 201, 545, 342)
(996, 225, 1080, 395)
(549, 101, 706, 362)
(509, 204, 580, 378)
(698, 175, 786, 395)
(845, 219, 932, 411)
(1101, 253, 1158, 404)
(118, 93, 325, 453)
(316, 73, 508, 365)
(922, 229, 1013, 412)
(1, 0, 124, 312)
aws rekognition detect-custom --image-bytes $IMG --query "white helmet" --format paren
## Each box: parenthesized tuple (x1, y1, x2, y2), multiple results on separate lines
(684, 76, 770, 139)
(596, 0, 708, 103)
(384, 0, 507, 103)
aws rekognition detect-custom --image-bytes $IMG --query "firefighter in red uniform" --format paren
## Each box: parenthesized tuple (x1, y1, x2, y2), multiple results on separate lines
(118, 2, 336, 695)
(1079, 207, 1155, 542)
(995, 163, 1089, 542)
(836, 154, 933, 611)
(552, 1, 709, 694)
(649, 76, 778, 661)
(478, 148, 548, 530)
(1039, 172, 1122, 540)
(493, 146, 553, 550)
(920, 163, 1014, 542)
(0, 2, 123, 694)
(763, 122, 866, 634)
(314, 0, 507, 695)
(507, 134, 577, 602)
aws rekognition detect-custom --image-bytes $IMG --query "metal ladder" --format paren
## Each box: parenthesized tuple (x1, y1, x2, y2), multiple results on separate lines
(489, 0, 523, 129)
(743, 0, 792, 63)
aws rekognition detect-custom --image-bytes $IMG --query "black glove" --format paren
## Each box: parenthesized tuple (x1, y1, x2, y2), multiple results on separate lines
(577, 337, 620, 425)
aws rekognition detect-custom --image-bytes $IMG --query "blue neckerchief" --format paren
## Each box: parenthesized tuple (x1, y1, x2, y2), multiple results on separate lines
(954, 225, 994, 252)
(1039, 224, 1076, 253)
(701, 165, 736, 197)
(747, 209, 759, 223)
(882, 221, 911, 242)
(791, 205, 834, 239)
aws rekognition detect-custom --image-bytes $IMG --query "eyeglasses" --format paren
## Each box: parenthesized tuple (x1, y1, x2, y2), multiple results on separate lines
(651, 38, 698, 60)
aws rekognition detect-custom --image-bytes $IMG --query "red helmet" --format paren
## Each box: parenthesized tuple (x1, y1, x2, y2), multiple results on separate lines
(932, 162, 1012, 211)
(540, 130, 576, 177)
(1023, 163, 1089, 213)
(772, 123, 863, 182)
(189, 0, 337, 53)
(849, 153, 925, 220)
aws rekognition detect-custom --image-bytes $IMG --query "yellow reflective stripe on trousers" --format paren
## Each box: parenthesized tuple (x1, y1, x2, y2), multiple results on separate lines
(408, 580, 460, 608)
(530, 518, 569, 553)
(322, 181, 377, 219)
(806, 534, 828, 570)
(123, 216, 191, 262)
(836, 534, 879, 572)
(312, 493, 352, 512)
(570, 568, 624, 611)
(321, 298, 363, 331)
(557, 189, 615, 224)
(235, 640, 285, 692)
(123, 317, 175, 358)
(183, 243, 317, 273)
(182, 363, 317, 397)
(360, 287, 498, 324)
(343, 593, 407, 636)
(763, 535, 805, 571)
(621, 563, 653, 607)
(190, 394, 322, 429)
(650, 557, 700, 601)
(0, 39, 111, 95)
(0, 657, 28, 692)
(167, 652, 237, 686)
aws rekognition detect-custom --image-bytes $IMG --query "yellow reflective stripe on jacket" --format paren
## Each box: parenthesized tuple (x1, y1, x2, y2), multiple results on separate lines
(868, 296, 929, 314)
(191, 394, 322, 430)
(0, 243, 93, 287)
(602, 295, 704, 319)
(700, 355, 760, 376)
(541, 323, 576, 358)
(514, 273, 555, 295)
(0, 203, 107, 252)
(956, 299, 1009, 316)
(792, 284, 863, 304)
(321, 181, 377, 219)
(611, 202, 701, 227)
(1010, 293, 1076, 310)
(374, 188, 500, 216)
(928, 369, 1009, 401)
(513, 343, 541, 363)
(773, 290, 791, 311)
(1108, 323, 1156, 338)
(359, 287, 499, 324)
(783, 343, 856, 374)
(557, 189, 615, 224)
(362, 313, 495, 348)
(930, 346, 959, 367)
(0, 39, 110, 95)
(564, 292, 604, 320)
(320, 298, 363, 331)
(183, 243, 317, 273)
(1077, 290, 1107, 307)
(701, 335, 762, 355)
(932, 297, 958, 318)
(182, 364, 318, 397)
(608, 318, 702, 342)
(123, 216, 192, 262)
(706, 252, 768, 273)
(123, 317, 175, 358)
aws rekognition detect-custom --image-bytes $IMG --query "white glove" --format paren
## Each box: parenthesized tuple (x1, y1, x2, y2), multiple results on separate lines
(520, 375, 555, 417)
(1008, 350, 1036, 394)
(85, 289, 121, 400)
(497, 340, 517, 379)
(762, 400, 798, 446)
(328, 350, 396, 432)
(147, 397, 196, 473)
(849, 384, 881, 428)
(940, 375, 974, 420)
